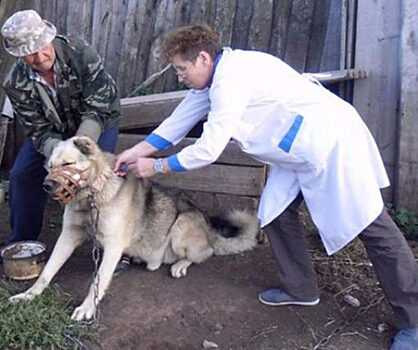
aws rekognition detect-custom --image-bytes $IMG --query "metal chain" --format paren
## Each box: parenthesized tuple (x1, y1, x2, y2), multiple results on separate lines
(62, 324, 85, 349)
(89, 195, 101, 323)
(60, 195, 101, 349)
(312, 294, 385, 350)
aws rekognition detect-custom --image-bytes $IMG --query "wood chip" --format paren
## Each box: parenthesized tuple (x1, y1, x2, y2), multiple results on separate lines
(343, 294, 361, 307)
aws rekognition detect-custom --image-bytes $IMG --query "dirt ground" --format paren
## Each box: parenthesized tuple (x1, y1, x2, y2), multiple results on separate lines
(1, 198, 417, 350)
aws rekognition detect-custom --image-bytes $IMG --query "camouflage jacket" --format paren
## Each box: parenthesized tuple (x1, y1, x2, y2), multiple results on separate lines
(3, 35, 120, 157)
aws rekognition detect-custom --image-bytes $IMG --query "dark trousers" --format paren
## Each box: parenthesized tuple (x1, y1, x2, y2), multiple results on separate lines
(4, 127, 118, 245)
(265, 194, 418, 329)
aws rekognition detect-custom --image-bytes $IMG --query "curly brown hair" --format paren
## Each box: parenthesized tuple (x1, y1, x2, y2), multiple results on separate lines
(163, 24, 221, 62)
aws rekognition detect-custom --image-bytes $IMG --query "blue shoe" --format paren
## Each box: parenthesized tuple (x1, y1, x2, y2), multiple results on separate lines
(391, 328, 418, 350)
(258, 288, 319, 306)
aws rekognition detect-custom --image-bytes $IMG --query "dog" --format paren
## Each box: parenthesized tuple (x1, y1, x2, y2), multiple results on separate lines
(9, 136, 260, 321)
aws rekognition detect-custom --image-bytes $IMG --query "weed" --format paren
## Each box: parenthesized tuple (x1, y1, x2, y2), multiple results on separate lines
(0, 279, 99, 350)
(132, 86, 155, 96)
(386, 203, 418, 240)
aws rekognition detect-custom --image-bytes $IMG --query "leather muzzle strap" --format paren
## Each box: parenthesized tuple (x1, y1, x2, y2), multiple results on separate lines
(45, 166, 89, 205)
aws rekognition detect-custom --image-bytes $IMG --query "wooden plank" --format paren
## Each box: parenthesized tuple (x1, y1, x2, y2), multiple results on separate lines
(102, 0, 128, 80)
(120, 64, 365, 130)
(67, 0, 94, 42)
(188, 0, 208, 24)
(346, 0, 356, 69)
(203, 0, 217, 28)
(397, 164, 418, 211)
(120, 64, 366, 130)
(116, 0, 149, 97)
(91, 0, 113, 61)
(247, 0, 273, 51)
(353, 0, 402, 202)
(163, 0, 192, 92)
(305, 0, 331, 72)
(153, 163, 265, 196)
(120, 90, 188, 129)
(116, 134, 263, 167)
(395, 0, 418, 211)
(173, 0, 191, 27)
(230, 0, 253, 49)
(320, 0, 341, 71)
(176, 190, 259, 216)
(268, 0, 293, 59)
(31, 0, 42, 12)
(54, 0, 67, 36)
(214, 0, 236, 46)
(133, 0, 158, 95)
(284, 0, 316, 72)
(339, 0, 347, 71)
(39, 0, 58, 25)
(146, 0, 175, 93)
(303, 69, 368, 84)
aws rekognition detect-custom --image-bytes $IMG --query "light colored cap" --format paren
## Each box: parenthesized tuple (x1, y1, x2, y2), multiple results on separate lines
(1, 9, 56, 57)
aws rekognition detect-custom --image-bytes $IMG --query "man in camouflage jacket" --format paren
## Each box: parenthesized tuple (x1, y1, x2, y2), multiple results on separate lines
(1, 10, 121, 254)
(3, 34, 120, 158)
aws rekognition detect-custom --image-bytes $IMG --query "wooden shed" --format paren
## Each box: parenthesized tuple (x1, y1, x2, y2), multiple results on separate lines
(0, 0, 417, 213)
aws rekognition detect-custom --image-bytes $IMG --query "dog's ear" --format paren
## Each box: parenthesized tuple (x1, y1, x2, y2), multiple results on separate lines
(73, 136, 97, 155)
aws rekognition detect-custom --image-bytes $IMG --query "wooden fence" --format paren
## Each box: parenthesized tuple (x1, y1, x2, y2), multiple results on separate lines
(0, 0, 345, 167)
(0, 0, 416, 212)
(0, 0, 342, 99)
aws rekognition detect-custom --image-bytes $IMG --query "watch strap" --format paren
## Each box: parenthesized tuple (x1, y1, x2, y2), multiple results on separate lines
(154, 158, 164, 174)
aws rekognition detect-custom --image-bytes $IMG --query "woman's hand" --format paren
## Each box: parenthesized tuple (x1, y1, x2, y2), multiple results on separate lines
(125, 157, 157, 178)
(114, 141, 158, 176)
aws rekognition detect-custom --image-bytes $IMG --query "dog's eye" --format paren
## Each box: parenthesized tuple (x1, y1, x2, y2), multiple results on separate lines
(62, 162, 74, 166)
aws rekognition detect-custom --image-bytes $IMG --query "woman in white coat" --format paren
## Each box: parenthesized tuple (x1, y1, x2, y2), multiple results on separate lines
(115, 25, 418, 350)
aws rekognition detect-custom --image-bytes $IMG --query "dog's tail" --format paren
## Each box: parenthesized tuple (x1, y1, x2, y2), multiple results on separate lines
(207, 210, 260, 256)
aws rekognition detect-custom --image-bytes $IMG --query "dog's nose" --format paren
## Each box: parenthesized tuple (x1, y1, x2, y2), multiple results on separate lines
(43, 179, 59, 193)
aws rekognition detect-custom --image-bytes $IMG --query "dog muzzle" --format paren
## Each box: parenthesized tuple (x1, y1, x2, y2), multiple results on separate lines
(43, 166, 89, 205)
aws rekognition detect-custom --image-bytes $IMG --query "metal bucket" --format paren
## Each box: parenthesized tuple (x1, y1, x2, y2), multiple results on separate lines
(1, 241, 46, 280)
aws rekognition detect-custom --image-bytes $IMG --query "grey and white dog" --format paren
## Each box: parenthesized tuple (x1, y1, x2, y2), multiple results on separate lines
(9, 136, 260, 321)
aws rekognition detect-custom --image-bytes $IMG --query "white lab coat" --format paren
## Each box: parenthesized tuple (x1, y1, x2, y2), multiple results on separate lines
(149, 48, 389, 255)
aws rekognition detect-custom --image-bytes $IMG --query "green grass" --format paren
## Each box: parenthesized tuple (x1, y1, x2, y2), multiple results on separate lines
(0, 279, 99, 350)
(386, 203, 418, 240)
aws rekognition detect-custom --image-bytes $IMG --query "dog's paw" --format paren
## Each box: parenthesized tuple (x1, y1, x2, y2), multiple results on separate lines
(170, 260, 192, 278)
(71, 303, 95, 321)
(146, 261, 161, 271)
(9, 291, 35, 303)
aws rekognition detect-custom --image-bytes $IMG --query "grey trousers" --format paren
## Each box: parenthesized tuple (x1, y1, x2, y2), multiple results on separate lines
(264, 194, 418, 329)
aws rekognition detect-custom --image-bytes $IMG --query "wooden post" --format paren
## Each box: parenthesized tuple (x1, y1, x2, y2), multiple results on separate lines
(352, 0, 402, 203)
(395, 0, 418, 211)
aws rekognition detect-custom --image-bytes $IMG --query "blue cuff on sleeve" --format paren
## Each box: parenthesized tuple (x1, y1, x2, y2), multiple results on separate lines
(145, 133, 173, 150)
(167, 154, 187, 172)
(278, 115, 304, 153)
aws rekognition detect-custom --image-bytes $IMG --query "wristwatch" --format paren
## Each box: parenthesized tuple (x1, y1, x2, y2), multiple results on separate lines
(154, 158, 164, 174)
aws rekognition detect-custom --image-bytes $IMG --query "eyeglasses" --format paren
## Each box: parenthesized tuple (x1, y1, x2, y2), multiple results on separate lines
(171, 59, 197, 78)
(172, 65, 189, 78)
